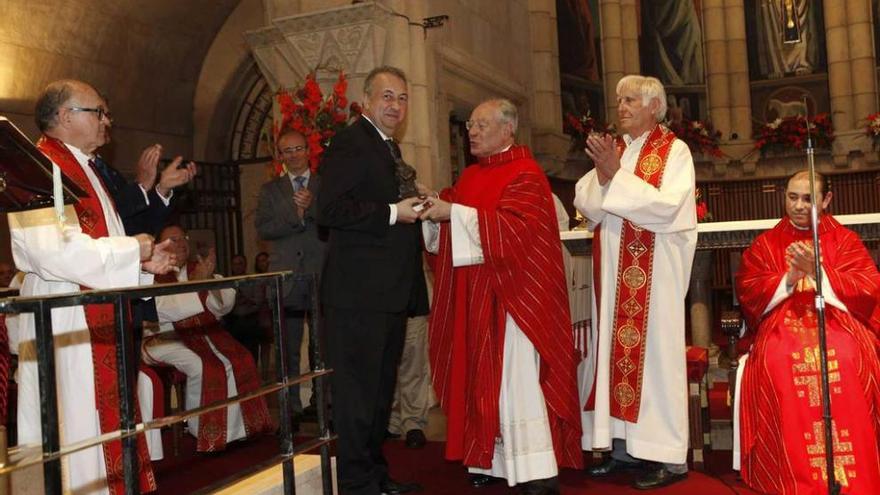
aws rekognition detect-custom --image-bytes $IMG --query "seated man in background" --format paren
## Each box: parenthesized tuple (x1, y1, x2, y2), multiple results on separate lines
(735, 170, 880, 494)
(144, 225, 274, 452)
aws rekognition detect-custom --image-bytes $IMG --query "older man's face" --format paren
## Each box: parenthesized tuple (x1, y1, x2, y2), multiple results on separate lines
(362, 72, 408, 137)
(62, 84, 112, 154)
(617, 88, 658, 138)
(467, 102, 514, 158)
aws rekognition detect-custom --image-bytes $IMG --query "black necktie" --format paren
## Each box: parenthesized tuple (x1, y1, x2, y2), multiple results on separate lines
(385, 139, 417, 198)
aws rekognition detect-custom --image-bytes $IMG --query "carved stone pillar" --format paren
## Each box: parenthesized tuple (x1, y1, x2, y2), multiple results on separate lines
(824, 0, 856, 160)
(689, 250, 718, 359)
(724, 0, 752, 142)
(703, 0, 731, 137)
(847, 0, 878, 134)
(528, 0, 569, 174)
(600, 0, 626, 123)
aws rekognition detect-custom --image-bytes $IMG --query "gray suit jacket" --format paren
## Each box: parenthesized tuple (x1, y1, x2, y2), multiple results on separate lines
(255, 173, 326, 308)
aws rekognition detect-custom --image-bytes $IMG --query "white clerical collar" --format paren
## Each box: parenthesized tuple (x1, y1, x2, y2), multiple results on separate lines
(362, 115, 392, 141)
(623, 129, 651, 146)
(788, 218, 813, 231)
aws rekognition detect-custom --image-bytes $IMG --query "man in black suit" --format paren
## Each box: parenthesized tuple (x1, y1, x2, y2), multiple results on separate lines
(256, 129, 327, 420)
(318, 66, 428, 495)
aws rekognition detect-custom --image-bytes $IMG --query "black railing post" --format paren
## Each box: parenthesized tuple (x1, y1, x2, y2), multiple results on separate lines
(307, 274, 333, 495)
(114, 296, 139, 495)
(272, 276, 296, 494)
(33, 301, 61, 494)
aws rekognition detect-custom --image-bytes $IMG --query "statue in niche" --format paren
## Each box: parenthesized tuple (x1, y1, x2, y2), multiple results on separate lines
(640, 0, 705, 86)
(557, 0, 600, 81)
(755, 0, 820, 79)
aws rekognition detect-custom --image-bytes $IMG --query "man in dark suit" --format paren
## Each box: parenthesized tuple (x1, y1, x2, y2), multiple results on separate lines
(318, 66, 428, 495)
(255, 129, 327, 418)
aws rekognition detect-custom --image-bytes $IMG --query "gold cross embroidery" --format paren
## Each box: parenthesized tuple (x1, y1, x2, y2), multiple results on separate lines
(792, 346, 840, 407)
(805, 421, 855, 487)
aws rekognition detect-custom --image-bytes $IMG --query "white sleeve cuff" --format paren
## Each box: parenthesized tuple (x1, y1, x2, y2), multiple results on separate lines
(450, 204, 484, 267)
(389, 204, 398, 225)
(154, 186, 173, 206)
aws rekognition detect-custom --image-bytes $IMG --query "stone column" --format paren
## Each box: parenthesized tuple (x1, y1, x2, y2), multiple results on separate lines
(724, 0, 752, 141)
(703, 0, 731, 139)
(528, 0, 569, 173)
(600, 0, 626, 123)
(404, 0, 434, 187)
(824, 0, 855, 158)
(689, 250, 718, 359)
(846, 0, 878, 146)
(620, 0, 640, 75)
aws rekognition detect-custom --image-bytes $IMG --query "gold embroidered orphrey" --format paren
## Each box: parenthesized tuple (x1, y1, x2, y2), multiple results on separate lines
(608, 125, 676, 422)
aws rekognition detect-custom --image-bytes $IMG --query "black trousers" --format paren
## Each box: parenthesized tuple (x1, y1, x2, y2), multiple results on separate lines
(325, 306, 406, 495)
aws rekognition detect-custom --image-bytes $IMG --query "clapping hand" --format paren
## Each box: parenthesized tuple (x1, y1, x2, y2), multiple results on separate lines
(135, 144, 162, 191)
(786, 241, 817, 286)
(142, 238, 178, 275)
(190, 248, 217, 280)
(584, 133, 620, 185)
(157, 157, 198, 197)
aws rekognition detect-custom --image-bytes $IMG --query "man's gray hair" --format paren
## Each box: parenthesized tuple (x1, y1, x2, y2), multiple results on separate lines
(35, 80, 78, 132)
(616, 75, 668, 121)
(486, 98, 519, 133)
(363, 66, 408, 95)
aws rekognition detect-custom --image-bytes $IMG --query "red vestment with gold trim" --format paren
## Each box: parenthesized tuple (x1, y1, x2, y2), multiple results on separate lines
(736, 216, 880, 494)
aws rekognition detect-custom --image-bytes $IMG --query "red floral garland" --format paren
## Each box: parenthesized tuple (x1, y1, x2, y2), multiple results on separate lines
(754, 113, 834, 155)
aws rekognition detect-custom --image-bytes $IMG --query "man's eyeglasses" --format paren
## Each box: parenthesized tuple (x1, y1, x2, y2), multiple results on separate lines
(280, 145, 308, 154)
(465, 120, 491, 132)
(165, 235, 190, 243)
(67, 107, 112, 122)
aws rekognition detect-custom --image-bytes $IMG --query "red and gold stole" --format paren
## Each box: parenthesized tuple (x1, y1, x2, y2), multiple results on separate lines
(607, 125, 675, 422)
(156, 267, 274, 452)
(36, 136, 156, 494)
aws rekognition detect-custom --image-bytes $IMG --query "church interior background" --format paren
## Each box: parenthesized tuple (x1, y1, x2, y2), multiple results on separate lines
(1, 0, 880, 492)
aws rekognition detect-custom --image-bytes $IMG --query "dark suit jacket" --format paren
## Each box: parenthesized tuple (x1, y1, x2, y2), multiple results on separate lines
(94, 156, 172, 236)
(317, 117, 428, 315)
(255, 172, 326, 308)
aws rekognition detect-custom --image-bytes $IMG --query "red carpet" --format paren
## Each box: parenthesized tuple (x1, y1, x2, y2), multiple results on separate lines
(152, 430, 760, 494)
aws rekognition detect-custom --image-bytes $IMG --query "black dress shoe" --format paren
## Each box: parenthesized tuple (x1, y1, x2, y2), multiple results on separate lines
(380, 478, 422, 494)
(632, 466, 687, 490)
(469, 474, 502, 488)
(404, 429, 426, 449)
(518, 476, 560, 495)
(586, 457, 646, 477)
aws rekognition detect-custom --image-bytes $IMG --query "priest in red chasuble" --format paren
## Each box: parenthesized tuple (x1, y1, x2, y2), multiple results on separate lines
(12, 80, 177, 494)
(574, 74, 696, 490)
(734, 171, 880, 494)
(420, 98, 582, 495)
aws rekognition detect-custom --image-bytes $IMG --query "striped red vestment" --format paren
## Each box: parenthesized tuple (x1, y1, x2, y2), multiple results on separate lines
(429, 146, 583, 470)
(736, 216, 880, 494)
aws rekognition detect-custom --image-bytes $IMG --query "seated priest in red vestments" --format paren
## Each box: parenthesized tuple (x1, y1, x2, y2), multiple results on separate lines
(12, 79, 178, 494)
(143, 225, 274, 452)
(734, 170, 880, 494)
(420, 98, 583, 495)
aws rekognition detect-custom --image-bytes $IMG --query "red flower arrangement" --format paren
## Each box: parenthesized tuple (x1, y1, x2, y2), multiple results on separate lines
(667, 119, 723, 158)
(564, 111, 614, 150)
(754, 113, 834, 155)
(864, 112, 880, 149)
(273, 71, 361, 174)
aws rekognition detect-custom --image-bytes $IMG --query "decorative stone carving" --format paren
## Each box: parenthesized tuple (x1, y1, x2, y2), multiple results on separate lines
(244, 1, 392, 90)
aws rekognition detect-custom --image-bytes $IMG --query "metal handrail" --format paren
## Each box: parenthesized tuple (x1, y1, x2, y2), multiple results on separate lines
(0, 270, 334, 495)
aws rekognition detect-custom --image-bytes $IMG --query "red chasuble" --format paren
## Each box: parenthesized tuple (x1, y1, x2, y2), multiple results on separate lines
(429, 145, 583, 470)
(736, 216, 880, 494)
(156, 267, 275, 452)
(37, 136, 156, 494)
